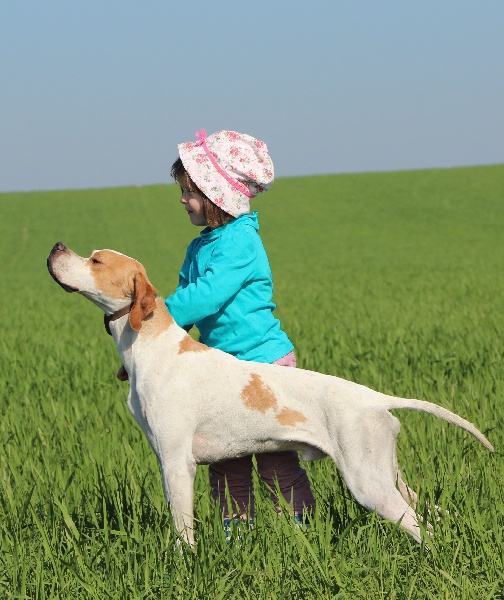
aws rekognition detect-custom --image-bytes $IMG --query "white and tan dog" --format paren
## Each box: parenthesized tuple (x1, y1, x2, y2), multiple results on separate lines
(47, 242, 494, 546)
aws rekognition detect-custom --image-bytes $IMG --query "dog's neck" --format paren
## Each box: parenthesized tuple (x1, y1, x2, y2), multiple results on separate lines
(104, 304, 133, 336)
(105, 304, 137, 378)
(105, 297, 179, 373)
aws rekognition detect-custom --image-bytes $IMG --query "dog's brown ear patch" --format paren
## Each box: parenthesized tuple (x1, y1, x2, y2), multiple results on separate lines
(178, 336, 209, 354)
(276, 407, 307, 427)
(241, 374, 278, 414)
(130, 271, 158, 332)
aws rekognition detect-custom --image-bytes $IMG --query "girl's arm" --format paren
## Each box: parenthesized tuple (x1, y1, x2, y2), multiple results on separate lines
(165, 234, 256, 327)
(172, 241, 195, 331)
(174, 239, 196, 292)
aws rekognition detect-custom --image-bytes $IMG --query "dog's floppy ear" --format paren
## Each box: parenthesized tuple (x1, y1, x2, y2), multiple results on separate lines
(129, 271, 158, 332)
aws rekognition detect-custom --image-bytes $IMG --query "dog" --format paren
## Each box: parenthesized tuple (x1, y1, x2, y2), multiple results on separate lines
(47, 242, 494, 546)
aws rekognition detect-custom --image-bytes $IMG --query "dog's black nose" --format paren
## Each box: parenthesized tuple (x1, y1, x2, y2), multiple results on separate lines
(51, 242, 66, 253)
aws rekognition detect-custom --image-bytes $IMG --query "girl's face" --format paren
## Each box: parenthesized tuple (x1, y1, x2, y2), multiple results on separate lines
(180, 187, 208, 227)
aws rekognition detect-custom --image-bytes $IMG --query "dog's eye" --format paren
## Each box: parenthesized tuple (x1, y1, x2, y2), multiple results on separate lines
(91, 258, 101, 265)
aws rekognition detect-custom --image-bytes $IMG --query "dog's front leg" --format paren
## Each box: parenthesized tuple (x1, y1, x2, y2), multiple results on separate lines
(159, 457, 197, 547)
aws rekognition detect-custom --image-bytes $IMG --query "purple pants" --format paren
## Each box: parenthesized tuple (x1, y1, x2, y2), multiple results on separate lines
(209, 351, 316, 517)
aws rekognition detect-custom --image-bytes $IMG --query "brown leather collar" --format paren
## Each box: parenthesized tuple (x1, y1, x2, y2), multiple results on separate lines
(104, 304, 132, 336)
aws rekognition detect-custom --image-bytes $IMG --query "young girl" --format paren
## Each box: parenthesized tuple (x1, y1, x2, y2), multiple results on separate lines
(166, 129, 315, 523)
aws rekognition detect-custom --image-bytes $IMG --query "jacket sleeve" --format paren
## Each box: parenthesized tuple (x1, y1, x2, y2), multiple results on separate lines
(175, 240, 195, 292)
(165, 232, 257, 327)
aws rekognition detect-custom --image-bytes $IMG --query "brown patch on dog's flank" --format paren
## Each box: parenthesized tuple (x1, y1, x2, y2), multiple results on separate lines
(178, 336, 209, 354)
(241, 374, 278, 413)
(276, 407, 307, 426)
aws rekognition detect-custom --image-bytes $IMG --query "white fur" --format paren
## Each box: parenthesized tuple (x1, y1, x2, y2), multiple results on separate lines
(47, 244, 494, 547)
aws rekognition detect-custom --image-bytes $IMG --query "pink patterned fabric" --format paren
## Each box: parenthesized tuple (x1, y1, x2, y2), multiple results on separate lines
(195, 130, 255, 198)
(178, 129, 275, 217)
(272, 350, 297, 368)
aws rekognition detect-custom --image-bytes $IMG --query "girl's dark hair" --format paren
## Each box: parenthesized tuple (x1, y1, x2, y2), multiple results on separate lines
(171, 158, 235, 229)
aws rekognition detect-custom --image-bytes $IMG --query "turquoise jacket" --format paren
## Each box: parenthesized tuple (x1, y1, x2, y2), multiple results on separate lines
(165, 213, 294, 363)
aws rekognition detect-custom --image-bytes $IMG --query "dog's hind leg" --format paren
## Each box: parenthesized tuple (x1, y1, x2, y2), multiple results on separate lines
(395, 453, 447, 523)
(394, 447, 446, 524)
(397, 473, 419, 508)
(389, 423, 419, 508)
(336, 408, 427, 543)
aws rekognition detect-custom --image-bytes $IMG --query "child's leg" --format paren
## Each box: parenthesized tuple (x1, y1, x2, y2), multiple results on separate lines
(209, 456, 254, 517)
(209, 351, 315, 519)
(256, 350, 316, 515)
(255, 450, 315, 515)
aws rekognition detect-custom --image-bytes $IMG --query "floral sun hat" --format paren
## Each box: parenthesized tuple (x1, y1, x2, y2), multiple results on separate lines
(178, 129, 275, 217)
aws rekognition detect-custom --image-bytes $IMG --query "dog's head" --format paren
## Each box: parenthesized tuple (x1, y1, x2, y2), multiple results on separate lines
(47, 242, 157, 331)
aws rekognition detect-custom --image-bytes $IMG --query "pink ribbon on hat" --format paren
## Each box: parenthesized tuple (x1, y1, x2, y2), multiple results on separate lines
(194, 129, 255, 199)
(195, 129, 207, 146)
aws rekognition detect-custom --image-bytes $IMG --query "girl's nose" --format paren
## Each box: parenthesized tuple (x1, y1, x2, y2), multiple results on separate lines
(180, 194, 187, 204)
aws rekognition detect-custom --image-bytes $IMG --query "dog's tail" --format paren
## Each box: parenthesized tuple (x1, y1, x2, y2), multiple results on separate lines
(378, 394, 494, 452)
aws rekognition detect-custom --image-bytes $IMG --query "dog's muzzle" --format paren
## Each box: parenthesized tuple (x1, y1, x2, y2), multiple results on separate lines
(47, 242, 79, 292)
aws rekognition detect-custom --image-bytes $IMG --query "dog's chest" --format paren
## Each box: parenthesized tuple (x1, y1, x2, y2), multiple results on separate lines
(127, 388, 156, 445)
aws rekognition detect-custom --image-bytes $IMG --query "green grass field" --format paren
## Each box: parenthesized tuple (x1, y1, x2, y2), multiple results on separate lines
(1, 165, 503, 598)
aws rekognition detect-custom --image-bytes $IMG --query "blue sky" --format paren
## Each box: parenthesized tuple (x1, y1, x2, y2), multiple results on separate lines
(1, 0, 503, 192)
